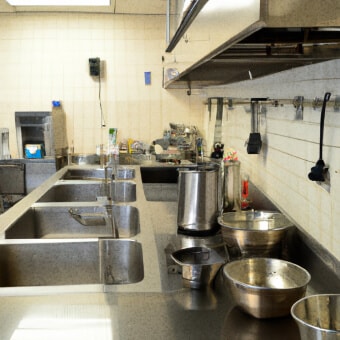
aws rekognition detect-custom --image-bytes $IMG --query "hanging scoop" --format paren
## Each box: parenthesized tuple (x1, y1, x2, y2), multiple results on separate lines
(246, 98, 267, 154)
(308, 92, 331, 182)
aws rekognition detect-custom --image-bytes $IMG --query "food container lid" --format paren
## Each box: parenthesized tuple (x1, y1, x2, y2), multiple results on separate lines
(171, 246, 225, 266)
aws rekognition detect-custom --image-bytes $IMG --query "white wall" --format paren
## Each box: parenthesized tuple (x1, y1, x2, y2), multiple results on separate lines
(0, 13, 205, 156)
(204, 60, 340, 260)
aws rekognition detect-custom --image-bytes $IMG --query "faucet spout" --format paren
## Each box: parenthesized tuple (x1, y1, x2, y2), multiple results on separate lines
(103, 151, 120, 238)
(104, 165, 113, 200)
(68, 208, 106, 226)
(105, 203, 119, 239)
(104, 152, 119, 201)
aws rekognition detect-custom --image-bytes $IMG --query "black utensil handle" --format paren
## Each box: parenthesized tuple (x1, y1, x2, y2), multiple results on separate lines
(319, 92, 331, 161)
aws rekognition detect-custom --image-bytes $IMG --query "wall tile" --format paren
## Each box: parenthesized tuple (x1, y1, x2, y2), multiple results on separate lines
(0, 13, 205, 156)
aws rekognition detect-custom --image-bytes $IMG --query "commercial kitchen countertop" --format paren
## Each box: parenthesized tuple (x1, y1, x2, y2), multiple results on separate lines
(0, 287, 301, 340)
(0, 163, 338, 340)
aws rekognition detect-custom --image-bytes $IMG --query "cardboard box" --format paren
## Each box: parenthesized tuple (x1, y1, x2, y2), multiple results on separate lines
(24, 144, 44, 159)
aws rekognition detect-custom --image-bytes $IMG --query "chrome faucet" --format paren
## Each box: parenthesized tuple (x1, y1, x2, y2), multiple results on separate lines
(105, 203, 119, 239)
(104, 153, 119, 201)
(68, 206, 119, 238)
(104, 153, 120, 238)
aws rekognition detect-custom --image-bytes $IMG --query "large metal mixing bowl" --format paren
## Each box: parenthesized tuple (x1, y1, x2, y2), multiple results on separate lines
(171, 246, 226, 289)
(291, 294, 340, 340)
(218, 211, 294, 259)
(223, 258, 311, 319)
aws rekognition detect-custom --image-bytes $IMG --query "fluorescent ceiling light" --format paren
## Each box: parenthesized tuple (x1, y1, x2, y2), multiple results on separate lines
(6, 0, 110, 6)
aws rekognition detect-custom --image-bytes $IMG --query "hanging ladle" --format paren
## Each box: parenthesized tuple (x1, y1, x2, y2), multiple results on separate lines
(308, 92, 331, 182)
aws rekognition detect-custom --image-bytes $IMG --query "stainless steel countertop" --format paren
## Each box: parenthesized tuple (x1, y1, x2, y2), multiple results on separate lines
(0, 163, 337, 339)
(0, 286, 301, 340)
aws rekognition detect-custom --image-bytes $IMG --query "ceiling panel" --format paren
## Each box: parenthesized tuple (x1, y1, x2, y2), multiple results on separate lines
(115, 0, 166, 14)
(0, 0, 166, 13)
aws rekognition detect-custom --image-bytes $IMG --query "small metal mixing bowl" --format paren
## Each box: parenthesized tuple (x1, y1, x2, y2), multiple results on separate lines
(223, 257, 311, 318)
(171, 246, 226, 289)
(291, 294, 340, 340)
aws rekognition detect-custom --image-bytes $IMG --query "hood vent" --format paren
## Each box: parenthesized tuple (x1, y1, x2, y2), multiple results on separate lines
(164, 1, 340, 89)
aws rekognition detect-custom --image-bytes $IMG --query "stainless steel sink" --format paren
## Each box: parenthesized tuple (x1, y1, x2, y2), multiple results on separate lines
(37, 182, 104, 202)
(117, 167, 135, 180)
(37, 181, 137, 203)
(111, 180, 137, 202)
(0, 239, 144, 287)
(5, 205, 140, 239)
(62, 167, 135, 180)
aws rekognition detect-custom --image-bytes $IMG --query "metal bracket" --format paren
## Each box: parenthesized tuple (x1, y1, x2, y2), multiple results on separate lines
(312, 97, 322, 110)
(227, 98, 233, 110)
(313, 95, 340, 112)
(334, 95, 340, 112)
(187, 82, 191, 96)
(293, 96, 304, 120)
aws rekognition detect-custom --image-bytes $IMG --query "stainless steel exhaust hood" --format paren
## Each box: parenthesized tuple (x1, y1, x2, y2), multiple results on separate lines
(164, 0, 340, 89)
(166, 0, 209, 52)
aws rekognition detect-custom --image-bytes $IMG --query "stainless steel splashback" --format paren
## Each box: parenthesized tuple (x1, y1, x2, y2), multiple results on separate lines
(0, 163, 25, 195)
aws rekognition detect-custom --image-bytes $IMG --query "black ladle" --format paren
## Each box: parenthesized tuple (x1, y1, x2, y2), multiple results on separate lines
(308, 92, 331, 182)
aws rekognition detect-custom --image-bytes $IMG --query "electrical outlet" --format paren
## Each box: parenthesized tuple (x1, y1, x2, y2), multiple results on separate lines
(89, 57, 100, 76)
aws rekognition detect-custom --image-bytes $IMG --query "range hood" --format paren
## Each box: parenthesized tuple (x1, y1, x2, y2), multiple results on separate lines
(166, 0, 209, 52)
(164, 0, 340, 89)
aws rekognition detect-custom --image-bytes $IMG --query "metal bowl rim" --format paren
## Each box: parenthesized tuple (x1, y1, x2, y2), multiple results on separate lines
(223, 258, 311, 291)
(171, 246, 226, 266)
(290, 293, 340, 333)
(218, 211, 294, 231)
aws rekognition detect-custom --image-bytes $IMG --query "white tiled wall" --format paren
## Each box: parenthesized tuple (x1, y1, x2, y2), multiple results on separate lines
(205, 60, 340, 260)
(0, 13, 205, 155)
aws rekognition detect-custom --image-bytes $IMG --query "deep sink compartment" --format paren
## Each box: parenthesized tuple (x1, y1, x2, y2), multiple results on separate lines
(140, 164, 222, 202)
(5, 205, 140, 239)
(0, 239, 144, 287)
(140, 166, 179, 201)
(140, 167, 179, 184)
(62, 167, 135, 180)
(37, 181, 137, 203)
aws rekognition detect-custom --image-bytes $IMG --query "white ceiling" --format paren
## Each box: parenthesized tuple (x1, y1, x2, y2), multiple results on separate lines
(0, 0, 167, 14)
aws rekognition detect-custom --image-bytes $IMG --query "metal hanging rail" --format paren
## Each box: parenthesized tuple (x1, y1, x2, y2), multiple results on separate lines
(205, 96, 340, 111)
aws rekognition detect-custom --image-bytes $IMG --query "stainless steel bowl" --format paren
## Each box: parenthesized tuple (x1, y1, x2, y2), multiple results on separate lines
(171, 246, 226, 289)
(291, 294, 340, 340)
(223, 258, 311, 319)
(218, 211, 294, 259)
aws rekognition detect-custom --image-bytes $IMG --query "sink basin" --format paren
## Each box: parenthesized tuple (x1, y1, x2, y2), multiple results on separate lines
(0, 239, 144, 287)
(5, 205, 140, 239)
(117, 167, 135, 180)
(140, 165, 196, 201)
(37, 182, 104, 202)
(111, 180, 137, 202)
(140, 166, 178, 202)
(37, 181, 136, 203)
(140, 166, 179, 183)
(62, 167, 135, 180)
